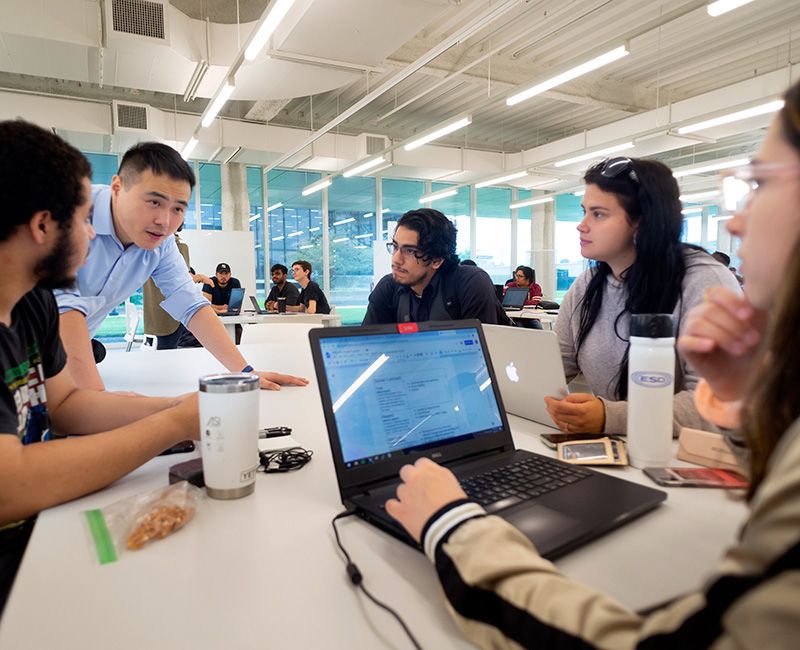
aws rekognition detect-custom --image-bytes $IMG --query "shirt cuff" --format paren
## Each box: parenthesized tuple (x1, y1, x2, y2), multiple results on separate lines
(422, 500, 486, 561)
(600, 397, 627, 434)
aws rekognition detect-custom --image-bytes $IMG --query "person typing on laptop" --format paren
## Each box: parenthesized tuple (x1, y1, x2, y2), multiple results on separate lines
(0, 122, 202, 614)
(384, 81, 800, 650)
(201, 262, 241, 315)
(53, 143, 307, 392)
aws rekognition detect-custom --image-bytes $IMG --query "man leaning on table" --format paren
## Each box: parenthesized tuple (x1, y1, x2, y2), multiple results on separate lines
(53, 141, 307, 392)
(0, 121, 203, 615)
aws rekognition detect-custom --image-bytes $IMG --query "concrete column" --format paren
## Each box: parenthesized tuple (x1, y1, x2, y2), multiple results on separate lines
(533, 201, 556, 298)
(509, 188, 518, 270)
(220, 162, 249, 231)
(322, 187, 330, 295)
(700, 206, 710, 250)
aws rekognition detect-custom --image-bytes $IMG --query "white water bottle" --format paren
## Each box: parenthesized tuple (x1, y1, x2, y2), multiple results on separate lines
(627, 314, 675, 469)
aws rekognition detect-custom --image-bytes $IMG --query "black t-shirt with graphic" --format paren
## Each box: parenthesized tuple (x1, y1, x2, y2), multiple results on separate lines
(0, 288, 67, 610)
(265, 281, 300, 306)
(298, 281, 331, 314)
(201, 276, 241, 306)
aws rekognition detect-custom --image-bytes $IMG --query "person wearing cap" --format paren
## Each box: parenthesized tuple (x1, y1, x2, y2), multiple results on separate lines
(53, 142, 308, 392)
(201, 263, 241, 315)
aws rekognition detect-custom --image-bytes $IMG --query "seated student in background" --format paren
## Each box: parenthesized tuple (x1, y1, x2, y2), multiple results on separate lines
(545, 157, 739, 435)
(202, 262, 242, 344)
(503, 265, 542, 306)
(362, 208, 510, 325)
(201, 262, 241, 315)
(287, 261, 330, 314)
(265, 263, 299, 310)
(0, 121, 201, 614)
(53, 142, 306, 391)
(384, 81, 800, 648)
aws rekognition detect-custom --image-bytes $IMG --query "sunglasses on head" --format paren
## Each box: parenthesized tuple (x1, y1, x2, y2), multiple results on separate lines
(594, 156, 639, 184)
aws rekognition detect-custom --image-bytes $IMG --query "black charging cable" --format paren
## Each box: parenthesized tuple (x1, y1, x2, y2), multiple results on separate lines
(258, 447, 313, 473)
(331, 511, 423, 650)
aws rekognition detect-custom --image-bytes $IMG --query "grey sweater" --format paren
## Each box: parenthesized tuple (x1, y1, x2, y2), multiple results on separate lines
(554, 250, 741, 435)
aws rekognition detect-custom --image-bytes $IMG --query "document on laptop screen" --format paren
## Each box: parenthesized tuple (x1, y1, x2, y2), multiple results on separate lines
(318, 328, 504, 467)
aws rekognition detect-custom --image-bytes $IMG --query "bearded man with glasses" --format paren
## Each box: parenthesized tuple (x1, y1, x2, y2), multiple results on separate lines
(362, 208, 510, 325)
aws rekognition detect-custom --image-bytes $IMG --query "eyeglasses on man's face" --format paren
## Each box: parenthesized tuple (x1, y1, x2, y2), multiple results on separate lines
(386, 241, 424, 259)
(720, 162, 800, 212)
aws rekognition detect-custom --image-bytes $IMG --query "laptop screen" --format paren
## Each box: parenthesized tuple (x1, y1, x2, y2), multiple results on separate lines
(502, 287, 528, 307)
(227, 288, 245, 311)
(317, 326, 504, 469)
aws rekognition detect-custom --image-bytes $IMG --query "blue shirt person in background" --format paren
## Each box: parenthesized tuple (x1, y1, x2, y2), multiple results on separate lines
(53, 142, 308, 392)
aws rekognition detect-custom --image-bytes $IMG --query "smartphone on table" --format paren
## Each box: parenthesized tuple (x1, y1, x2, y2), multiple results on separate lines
(539, 432, 611, 449)
(644, 467, 748, 489)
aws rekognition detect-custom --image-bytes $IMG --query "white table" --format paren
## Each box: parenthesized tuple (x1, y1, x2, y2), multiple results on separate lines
(0, 340, 748, 650)
(505, 309, 559, 329)
(219, 311, 341, 341)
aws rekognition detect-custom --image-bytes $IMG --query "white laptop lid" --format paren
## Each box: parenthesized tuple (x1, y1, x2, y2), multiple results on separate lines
(483, 325, 568, 426)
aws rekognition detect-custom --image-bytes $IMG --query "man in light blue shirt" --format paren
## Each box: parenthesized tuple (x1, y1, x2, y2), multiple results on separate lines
(54, 142, 307, 392)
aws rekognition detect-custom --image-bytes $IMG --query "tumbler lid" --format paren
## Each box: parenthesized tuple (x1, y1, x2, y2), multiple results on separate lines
(630, 313, 674, 338)
(199, 373, 260, 393)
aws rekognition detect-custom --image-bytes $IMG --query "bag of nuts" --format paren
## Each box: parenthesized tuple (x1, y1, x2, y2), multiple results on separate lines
(85, 481, 203, 564)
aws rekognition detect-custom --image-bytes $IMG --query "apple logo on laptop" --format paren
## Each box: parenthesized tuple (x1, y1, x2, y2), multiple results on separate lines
(505, 362, 520, 383)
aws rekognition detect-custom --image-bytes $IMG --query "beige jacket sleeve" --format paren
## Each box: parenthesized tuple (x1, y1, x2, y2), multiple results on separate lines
(425, 420, 800, 649)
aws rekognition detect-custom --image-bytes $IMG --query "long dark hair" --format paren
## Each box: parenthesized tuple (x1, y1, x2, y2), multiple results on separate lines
(740, 79, 800, 499)
(576, 158, 691, 399)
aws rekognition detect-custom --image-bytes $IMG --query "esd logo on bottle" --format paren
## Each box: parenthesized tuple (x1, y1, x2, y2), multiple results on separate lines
(631, 371, 673, 388)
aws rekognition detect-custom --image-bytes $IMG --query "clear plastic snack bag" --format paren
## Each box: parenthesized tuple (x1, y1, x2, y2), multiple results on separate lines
(85, 481, 203, 564)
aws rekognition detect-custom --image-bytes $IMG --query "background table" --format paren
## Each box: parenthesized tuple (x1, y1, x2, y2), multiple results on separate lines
(0, 333, 748, 650)
(219, 311, 341, 340)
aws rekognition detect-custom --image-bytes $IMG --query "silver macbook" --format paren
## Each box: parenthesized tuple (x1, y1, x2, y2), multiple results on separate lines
(483, 324, 567, 426)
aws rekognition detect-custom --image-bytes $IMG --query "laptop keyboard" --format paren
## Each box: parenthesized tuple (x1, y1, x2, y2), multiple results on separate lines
(460, 455, 592, 513)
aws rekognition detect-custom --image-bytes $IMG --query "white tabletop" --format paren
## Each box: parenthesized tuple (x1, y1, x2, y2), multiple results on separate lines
(0, 339, 748, 650)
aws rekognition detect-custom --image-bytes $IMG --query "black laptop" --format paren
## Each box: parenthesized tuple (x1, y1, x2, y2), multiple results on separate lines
(249, 295, 268, 314)
(309, 320, 666, 559)
(501, 286, 528, 310)
(220, 287, 245, 316)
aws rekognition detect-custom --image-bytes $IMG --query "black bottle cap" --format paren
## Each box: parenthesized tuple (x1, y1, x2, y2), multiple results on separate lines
(630, 313, 674, 338)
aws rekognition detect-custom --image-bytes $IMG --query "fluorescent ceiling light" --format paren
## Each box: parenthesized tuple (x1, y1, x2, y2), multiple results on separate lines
(222, 146, 242, 165)
(201, 79, 235, 128)
(299, 244, 314, 249)
(404, 116, 472, 151)
(362, 212, 374, 218)
(354, 233, 372, 239)
(332, 237, 348, 243)
(475, 171, 528, 189)
(507, 45, 629, 107)
(707, 0, 755, 17)
(680, 190, 721, 202)
(271, 235, 284, 241)
(287, 231, 304, 237)
(248, 214, 261, 222)
(342, 156, 386, 177)
(681, 207, 704, 215)
(267, 202, 283, 212)
(677, 100, 784, 134)
(181, 137, 199, 160)
(573, 189, 586, 197)
(302, 177, 332, 196)
(333, 217, 355, 226)
(419, 188, 458, 204)
(309, 227, 320, 232)
(183, 60, 209, 103)
(554, 142, 634, 168)
(244, 0, 297, 61)
(672, 158, 749, 178)
(381, 208, 390, 214)
(509, 196, 554, 210)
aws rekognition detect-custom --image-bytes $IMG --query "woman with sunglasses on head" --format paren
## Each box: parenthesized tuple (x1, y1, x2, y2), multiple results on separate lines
(385, 80, 800, 649)
(544, 157, 739, 435)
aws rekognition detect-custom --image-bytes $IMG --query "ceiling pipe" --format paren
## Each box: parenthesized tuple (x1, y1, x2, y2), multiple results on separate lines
(263, 0, 524, 173)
